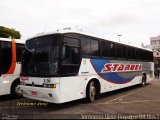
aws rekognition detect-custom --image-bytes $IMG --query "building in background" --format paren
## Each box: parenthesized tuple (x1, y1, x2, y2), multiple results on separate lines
(146, 35, 160, 68)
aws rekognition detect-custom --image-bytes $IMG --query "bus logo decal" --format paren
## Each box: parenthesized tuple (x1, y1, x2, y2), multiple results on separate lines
(101, 63, 142, 73)
(90, 59, 138, 84)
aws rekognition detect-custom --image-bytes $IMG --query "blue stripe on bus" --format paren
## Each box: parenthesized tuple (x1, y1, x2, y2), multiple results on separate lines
(90, 59, 134, 84)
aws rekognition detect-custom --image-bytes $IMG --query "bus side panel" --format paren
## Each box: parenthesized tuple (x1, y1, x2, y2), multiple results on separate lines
(59, 76, 85, 103)
(113, 60, 144, 89)
(12, 63, 21, 75)
(146, 62, 154, 82)
(78, 58, 122, 94)
(0, 63, 20, 95)
(0, 76, 19, 95)
(0, 39, 24, 96)
(79, 58, 154, 95)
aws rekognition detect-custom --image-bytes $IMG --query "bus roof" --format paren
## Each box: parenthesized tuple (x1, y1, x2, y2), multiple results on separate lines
(26, 29, 152, 52)
(0, 37, 25, 44)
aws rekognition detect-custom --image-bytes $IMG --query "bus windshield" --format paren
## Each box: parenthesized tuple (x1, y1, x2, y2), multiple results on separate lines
(21, 34, 60, 76)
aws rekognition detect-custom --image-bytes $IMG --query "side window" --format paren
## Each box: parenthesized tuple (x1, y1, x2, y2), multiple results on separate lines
(81, 37, 99, 57)
(81, 37, 91, 56)
(127, 47, 130, 59)
(121, 45, 127, 59)
(142, 50, 147, 60)
(91, 39, 99, 56)
(127, 47, 131, 59)
(116, 44, 121, 58)
(136, 48, 141, 60)
(150, 51, 153, 61)
(1, 41, 12, 74)
(16, 43, 24, 62)
(132, 47, 136, 59)
(61, 46, 78, 65)
(63, 37, 78, 46)
(128, 47, 135, 60)
(61, 37, 80, 75)
(101, 41, 115, 58)
(140, 49, 144, 60)
(61, 37, 79, 65)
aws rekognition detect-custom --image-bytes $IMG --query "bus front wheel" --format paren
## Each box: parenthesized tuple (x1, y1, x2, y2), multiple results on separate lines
(11, 80, 23, 98)
(86, 81, 97, 102)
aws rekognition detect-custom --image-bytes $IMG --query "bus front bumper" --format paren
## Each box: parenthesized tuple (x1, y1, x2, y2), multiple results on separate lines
(20, 85, 61, 103)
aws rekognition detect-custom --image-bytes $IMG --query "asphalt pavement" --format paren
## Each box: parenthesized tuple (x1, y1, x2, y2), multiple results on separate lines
(0, 78, 160, 119)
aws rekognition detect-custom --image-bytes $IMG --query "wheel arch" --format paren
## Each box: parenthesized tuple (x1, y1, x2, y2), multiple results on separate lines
(10, 78, 20, 94)
(85, 77, 101, 97)
(142, 72, 147, 80)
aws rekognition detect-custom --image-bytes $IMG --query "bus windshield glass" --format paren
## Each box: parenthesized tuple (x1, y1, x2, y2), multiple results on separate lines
(21, 34, 60, 76)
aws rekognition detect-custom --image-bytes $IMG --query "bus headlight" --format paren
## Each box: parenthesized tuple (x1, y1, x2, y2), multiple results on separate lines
(43, 84, 56, 88)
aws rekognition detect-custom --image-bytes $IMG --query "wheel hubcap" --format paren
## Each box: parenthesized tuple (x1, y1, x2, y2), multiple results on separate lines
(90, 82, 96, 101)
(15, 85, 23, 96)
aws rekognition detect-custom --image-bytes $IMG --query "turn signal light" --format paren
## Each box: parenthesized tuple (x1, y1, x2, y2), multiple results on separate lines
(50, 84, 56, 88)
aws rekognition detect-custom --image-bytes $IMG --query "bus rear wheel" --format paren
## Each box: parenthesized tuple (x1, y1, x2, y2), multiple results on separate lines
(141, 75, 146, 87)
(86, 81, 97, 102)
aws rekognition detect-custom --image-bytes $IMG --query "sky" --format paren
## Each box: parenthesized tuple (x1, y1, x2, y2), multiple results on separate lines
(0, 0, 160, 47)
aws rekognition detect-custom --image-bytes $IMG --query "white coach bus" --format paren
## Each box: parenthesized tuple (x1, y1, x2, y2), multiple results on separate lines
(20, 31, 154, 103)
(0, 38, 24, 97)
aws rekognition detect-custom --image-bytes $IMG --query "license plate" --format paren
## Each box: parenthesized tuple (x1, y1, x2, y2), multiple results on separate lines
(31, 91, 38, 96)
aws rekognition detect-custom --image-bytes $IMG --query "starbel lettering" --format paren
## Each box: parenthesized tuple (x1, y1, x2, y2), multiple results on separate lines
(101, 63, 142, 73)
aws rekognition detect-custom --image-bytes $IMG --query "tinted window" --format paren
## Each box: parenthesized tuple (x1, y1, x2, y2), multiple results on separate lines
(140, 50, 144, 60)
(142, 50, 147, 60)
(0, 41, 12, 74)
(128, 47, 135, 59)
(136, 49, 153, 61)
(61, 46, 78, 64)
(81, 37, 91, 55)
(136, 49, 141, 60)
(22, 34, 60, 76)
(91, 40, 99, 56)
(61, 37, 80, 75)
(131, 47, 136, 59)
(62, 37, 79, 65)
(127, 47, 131, 59)
(116, 44, 121, 58)
(21, 49, 32, 75)
(63, 37, 78, 46)
(121, 45, 127, 58)
(148, 51, 153, 61)
(101, 41, 115, 58)
(26, 35, 59, 50)
(81, 37, 100, 57)
(16, 43, 24, 62)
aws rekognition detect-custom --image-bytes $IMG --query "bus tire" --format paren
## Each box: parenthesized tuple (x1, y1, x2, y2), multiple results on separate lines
(11, 79, 23, 98)
(86, 80, 98, 102)
(141, 75, 146, 87)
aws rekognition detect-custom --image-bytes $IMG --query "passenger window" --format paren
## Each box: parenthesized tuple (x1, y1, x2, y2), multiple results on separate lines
(61, 37, 80, 75)
(16, 44, 24, 62)
(116, 44, 121, 58)
(91, 40, 99, 56)
(63, 37, 78, 46)
(81, 37, 99, 56)
(61, 46, 78, 65)
(121, 45, 127, 58)
(81, 37, 91, 56)
(101, 41, 115, 58)
(0, 41, 12, 74)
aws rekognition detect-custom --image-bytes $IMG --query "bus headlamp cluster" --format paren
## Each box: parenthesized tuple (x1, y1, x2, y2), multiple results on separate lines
(43, 84, 56, 88)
